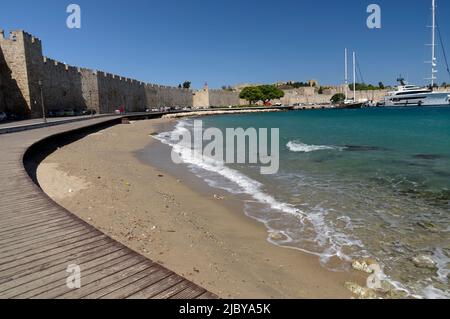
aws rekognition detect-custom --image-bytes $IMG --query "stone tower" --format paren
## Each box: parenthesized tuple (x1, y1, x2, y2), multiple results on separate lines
(0, 30, 44, 116)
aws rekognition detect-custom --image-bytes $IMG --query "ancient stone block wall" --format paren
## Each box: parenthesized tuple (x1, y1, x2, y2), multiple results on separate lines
(0, 65, 3, 112)
(40, 58, 86, 114)
(80, 68, 99, 113)
(151, 85, 192, 108)
(96, 73, 146, 113)
(274, 87, 391, 105)
(0, 30, 31, 116)
(193, 87, 209, 109)
(145, 84, 159, 108)
(0, 29, 194, 118)
(209, 89, 240, 107)
(23, 31, 46, 117)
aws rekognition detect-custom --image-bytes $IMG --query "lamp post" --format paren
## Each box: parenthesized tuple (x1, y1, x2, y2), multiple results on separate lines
(89, 90, 94, 117)
(38, 80, 47, 123)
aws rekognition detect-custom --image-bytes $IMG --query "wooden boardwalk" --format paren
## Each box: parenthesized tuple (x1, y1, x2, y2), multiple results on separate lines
(0, 117, 217, 299)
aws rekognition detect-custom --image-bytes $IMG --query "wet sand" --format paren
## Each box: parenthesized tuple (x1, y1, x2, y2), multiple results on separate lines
(36, 118, 366, 298)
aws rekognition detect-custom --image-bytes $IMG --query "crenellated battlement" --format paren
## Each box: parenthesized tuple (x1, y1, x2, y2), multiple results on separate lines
(22, 30, 41, 45)
(43, 57, 74, 72)
(0, 30, 21, 42)
(0, 30, 42, 48)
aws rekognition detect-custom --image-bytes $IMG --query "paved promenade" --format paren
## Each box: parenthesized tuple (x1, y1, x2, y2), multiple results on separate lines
(0, 116, 217, 299)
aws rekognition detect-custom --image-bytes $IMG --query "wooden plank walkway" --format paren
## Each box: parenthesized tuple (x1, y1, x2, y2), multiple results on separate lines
(0, 117, 217, 299)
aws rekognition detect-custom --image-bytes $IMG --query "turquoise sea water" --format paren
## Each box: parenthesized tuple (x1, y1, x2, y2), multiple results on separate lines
(158, 107, 450, 298)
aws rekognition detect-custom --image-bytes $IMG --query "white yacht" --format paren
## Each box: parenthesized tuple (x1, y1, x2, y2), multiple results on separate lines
(383, 0, 450, 107)
(384, 79, 450, 107)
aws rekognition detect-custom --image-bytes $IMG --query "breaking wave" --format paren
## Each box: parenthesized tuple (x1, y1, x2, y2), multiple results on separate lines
(287, 141, 342, 153)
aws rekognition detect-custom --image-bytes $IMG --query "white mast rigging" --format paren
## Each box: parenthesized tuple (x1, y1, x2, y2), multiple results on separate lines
(353, 51, 356, 101)
(429, 0, 438, 87)
(345, 48, 348, 100)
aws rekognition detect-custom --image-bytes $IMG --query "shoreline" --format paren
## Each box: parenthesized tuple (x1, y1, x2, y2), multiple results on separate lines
(36, 117, 367, 298)
(162, 108, 284, 119)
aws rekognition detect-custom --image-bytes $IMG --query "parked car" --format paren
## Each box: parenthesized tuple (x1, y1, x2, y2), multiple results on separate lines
(151, 108, 159, 112)
(82, 109, 97, 115)
(48, 109, 66, 117)
(0, 112, 7, 121)
(63, 109, 75, 116)
(6, 113, 23, 121)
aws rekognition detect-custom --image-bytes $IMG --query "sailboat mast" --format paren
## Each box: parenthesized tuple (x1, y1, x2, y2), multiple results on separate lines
(431, 0, 437, 86)
(353, 51, 356, 101)
(345, 48, 348, 100)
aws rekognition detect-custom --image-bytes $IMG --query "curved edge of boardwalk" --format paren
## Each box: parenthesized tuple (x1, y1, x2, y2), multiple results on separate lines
(0, 116, 217, 299)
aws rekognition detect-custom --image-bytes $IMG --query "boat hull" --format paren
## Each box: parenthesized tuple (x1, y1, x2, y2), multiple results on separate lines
(335, 102, 365, 109)
(384, 92, 450, 107)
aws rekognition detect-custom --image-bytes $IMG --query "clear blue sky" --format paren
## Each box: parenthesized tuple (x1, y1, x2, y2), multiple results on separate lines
(1, 0, 450, 89)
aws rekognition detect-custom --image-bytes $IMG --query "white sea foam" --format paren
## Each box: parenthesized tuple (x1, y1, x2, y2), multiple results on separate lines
(154, 121, 361, 265)
(156, 121, 300, 216)
(422, 285, 450, 299)
(434, 249, 450, 282)
(286, 141, 341, 153)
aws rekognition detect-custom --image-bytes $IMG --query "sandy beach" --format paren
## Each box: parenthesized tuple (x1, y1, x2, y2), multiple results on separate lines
(36, 118, 367, 299)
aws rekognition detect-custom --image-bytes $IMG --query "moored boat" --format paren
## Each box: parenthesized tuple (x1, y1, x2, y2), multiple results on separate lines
(384, 81, 450, 107)
(335, 49, 367, 109)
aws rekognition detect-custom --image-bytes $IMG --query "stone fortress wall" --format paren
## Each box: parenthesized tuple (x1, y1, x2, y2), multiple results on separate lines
(208, 89, 243, 107)
(192, 86, 209, 109)
(0, 30, 31, 115)
(192, 85, 245, 109)
(0, 30, 193, 117)
(275, 86, 390, 105)
(4, 29, 436, 117)
(194, 84, 392, 108)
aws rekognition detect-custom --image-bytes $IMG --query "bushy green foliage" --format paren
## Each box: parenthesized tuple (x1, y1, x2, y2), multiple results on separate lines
(239, 85, 285, 104)
(287, 81, 311, 88)
(330, 93, 346, 104)
(239, 87, 262, 105)
(348, 83, 384, 91)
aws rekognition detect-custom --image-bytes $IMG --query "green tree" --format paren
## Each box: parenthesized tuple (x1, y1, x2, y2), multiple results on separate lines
(288, 81, 309, 88)
(240, 85, 285, 105)
(182, 81, 191, 89)
(318, 87, 324, 94)
(259, 85, 284, 103)
(239, 87, 263, 105)
(349, 82, 385, 91)
(221, 85, 234, 91)
(331, 93, 345, 104)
